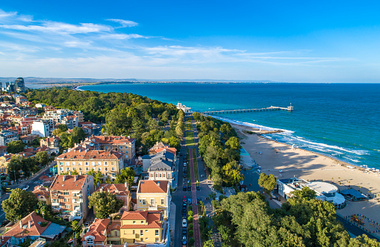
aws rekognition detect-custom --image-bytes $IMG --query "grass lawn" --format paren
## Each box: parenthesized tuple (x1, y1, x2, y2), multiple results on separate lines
(186, 131, 195, 146)
(193, 150, 199, 181)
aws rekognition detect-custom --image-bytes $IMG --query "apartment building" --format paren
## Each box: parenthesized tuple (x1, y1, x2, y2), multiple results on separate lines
(40, 136, 60, 155)
(49, 175, 94, 221)
(43, 109, 83, 128)
(81, 136, 136, 164)
(120, 211, 163, 244)
(32, 119, 54, 137)
(0, 129, 19, 146)
(136, 180, 170, 218)
(148, 159, 174, 183)
(55, 149, 124, 179)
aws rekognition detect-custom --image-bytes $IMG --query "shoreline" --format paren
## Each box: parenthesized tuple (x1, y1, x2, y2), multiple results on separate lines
(230, 120, 380, 232)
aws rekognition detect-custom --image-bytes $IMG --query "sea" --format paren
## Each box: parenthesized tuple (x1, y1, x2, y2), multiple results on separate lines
(79, 82, 380, 170)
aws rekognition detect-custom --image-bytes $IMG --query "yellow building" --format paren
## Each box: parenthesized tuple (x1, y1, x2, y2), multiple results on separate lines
(55, 149, 124, 180)
(120, 211, 163, 244)
(136, 180, 170, 218)
(0, 154, 11, 175)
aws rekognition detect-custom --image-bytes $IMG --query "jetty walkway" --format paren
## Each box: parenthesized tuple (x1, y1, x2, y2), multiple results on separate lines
(202, 105, 294, 115)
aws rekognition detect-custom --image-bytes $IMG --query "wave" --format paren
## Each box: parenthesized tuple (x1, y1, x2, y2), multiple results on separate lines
(206, 115, 294, 133)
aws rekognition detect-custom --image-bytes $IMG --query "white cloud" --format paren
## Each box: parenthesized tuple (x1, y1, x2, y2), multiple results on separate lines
(98, 33, 146, 40)
(107, 19, 138, 27)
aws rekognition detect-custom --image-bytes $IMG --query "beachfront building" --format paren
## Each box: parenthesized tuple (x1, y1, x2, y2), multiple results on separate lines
(136, 180, 170, 218)
(55, 149, 124, 180)
(49, 175, 94, 221)
(2, 211, 66, 246)
(81, 136, 136, 164)
(120, 211, 163, 244)
(277, 177, 346, 209)
(94, 183, 131, 213)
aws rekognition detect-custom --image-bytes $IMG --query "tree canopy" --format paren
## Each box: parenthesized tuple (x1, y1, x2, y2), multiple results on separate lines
(7, 140, 25, 154)
(115, 167, 135, 187)
(88, 191, 124, 219)
(258, 172, 277, 194)
(213, 191, 379, 247)
(2, 188, 38, 221)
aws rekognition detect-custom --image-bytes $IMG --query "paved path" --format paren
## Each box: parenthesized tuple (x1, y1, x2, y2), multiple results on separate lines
(189, 148, 201, 247)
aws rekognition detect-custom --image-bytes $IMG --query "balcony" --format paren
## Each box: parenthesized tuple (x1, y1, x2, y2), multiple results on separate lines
(52, 202, 60, 207)
(72, 199, 83, 204)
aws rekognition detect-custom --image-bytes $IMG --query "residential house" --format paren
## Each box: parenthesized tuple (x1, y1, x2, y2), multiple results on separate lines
(136, 180, 170, 218)
(32, 185, 50, 204)
(94, 183, 131, 212)
(82, 219, 121, 247)
(55, 149, 124, 180)
(2, 211, 66, 246)
(0, 154, 11, 174)
(142, 149, 176, 172)
(81, 136, 136, 164)
(40, 136, 60, 155)
(120, 211, 163, 244)
(49, 175, 94, 221)
(147, 160, 174, 183)
(0, 145, 7, 156)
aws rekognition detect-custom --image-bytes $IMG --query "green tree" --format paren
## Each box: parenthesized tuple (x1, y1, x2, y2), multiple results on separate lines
(71, 220, 82, 239)
(7, 155, 23, 180)
(2, 189, 38, 221)
(292, 186, 317, 200)
(35, 151, 49, 166)
(88, 170, 104, 186)
(7, 140, 25, 154)
(88, 191, 124, 219)
(221, 160, 244, 186)
(203, 240, 214, 247)
(258, 173, 277, 194)
(115, 167, 135, 187)
(71, 127, 85, 144)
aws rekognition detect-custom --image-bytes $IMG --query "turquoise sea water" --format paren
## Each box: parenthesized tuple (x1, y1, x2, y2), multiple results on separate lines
(80, 83, 380, 169)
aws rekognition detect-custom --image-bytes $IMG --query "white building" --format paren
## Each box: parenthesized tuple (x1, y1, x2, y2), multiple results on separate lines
(32, 120, 54, 137)
(277, 177, 346, 209)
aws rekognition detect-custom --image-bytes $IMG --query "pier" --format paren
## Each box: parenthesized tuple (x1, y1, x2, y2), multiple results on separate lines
(202, 105, 294, 115)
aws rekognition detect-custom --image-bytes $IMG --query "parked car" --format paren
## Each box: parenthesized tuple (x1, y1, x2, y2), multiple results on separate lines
(183, 186, 187, 191)
(187, 198, 192, 204)
(182, 218, 187, 228)
(188, 185, 191, 191)
(183, 196, 186, 202)
(22, 185, 29, 191)
(196, 185, 200, 191)
(182, 228, 187, 235)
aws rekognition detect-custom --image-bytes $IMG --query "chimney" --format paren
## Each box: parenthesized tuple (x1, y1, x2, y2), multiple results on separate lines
(28, 220, 31, 229)
(20, 220, 22, 228)
(63, 175, 66, 181)
(74, 175, 78, 182)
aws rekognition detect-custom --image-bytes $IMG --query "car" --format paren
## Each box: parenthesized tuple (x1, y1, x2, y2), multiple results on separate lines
(22, 185, 29, 191)
(182, 218, 187, 228)
(182, 228, 187, 235)
(196, 186, 200, 191)
(188, 185, 191, 191)
(183, 174, 187, 178)
(182, 212, 187, 217)
(187, 198, 192, 204)
(183, 196, 186, 202)
(182, 238, 187, 245)
(183, 186, 187, 191)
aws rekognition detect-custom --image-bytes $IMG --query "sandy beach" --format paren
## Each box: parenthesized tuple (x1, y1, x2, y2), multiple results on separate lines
(231, 123, 380, 235)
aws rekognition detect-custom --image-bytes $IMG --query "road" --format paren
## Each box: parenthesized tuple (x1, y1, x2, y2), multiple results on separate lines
(172, 115, 212, 247)
(0, 162, 54, 225)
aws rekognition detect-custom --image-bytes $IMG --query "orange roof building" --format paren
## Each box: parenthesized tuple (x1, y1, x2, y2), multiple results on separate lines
(136, 181, 170, 218)
(50, 175, 94, 221)
(55, 149, 124, 179)
(119, 211, 163, 244)
(2, 212, 66, 245)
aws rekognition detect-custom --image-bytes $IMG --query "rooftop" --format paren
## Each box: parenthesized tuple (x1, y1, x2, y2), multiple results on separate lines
(50, 175, 90, 191)
(138, 180, 168, 194)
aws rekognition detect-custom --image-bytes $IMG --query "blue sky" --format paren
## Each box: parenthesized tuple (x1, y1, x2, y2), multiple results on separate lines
(1, 0, 380, 82)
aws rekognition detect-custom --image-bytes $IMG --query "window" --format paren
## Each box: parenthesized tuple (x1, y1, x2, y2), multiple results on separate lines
(79, 167, 82, 171)
(72, 162, 75, 166)
(85, 167, 89, 171)
(78, 162, 82, 166)
(111, 167, 115, 171)
(133, 221, 136, 224)
(86, 238, 93, 244)
(85, 162, 89, 166)
(65, 162, 70, 166)
(133, 230, 135, 234)
(141, 221, 144, 224)
(142, 199, 146, 205)
(104, 162, 108, 166)
(63, 192, 69, 195)
(161, 199, 165, 205)
(97, 162, 101, 166)
(159, 173, 162, 177)
(155, 237, 159, 242)
(140, 230, 143, 236)
(65, 205, 70, 209)
(111, 162, 114, 166)
(145, 230, 148, 232)
(98, 168, 101, 171)
(155, 230, 159, 236)
(60, 168, 63, 171)
(66, 167, 70, 171)
(59, 162, 63, 166)
(163, 173, 166, 177)
(104, 167, 108, 171)
(150, 199, 155, 206)
(72, 167, 76, 171)
(150, 173, 153, 177)
(92, 162, 95, 166)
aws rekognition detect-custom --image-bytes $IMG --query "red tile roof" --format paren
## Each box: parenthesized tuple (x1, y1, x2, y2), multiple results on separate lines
(95, 184, 129, 196)
(3, 212, 51, 238)
(138, 180, 168, 194)
(82, 218, 110, 242)
(56, 149, 123, 160)
(155, 147, 176, 155)
(50, 175, 89, 191)
(120, 211, 162, 229)
(90, 136, 135, 145)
